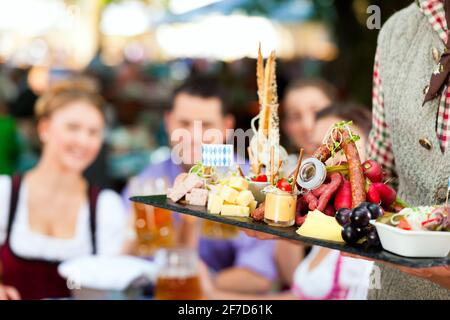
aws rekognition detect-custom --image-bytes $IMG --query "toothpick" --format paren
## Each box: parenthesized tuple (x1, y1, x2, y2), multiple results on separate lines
(276, 159, 283, 173)
(257, 163, 263, 175)
(291, 148, 305, 194)
(236, 165, 245, 178)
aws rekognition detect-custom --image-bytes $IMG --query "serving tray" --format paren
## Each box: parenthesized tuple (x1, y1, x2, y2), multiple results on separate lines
(130, 195, 450, 268)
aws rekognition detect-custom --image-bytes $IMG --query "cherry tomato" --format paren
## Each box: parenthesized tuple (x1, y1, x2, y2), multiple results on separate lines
(276, 178, 292, 192)
(398, 219, 412, 230)
(251, 174, 268, 182)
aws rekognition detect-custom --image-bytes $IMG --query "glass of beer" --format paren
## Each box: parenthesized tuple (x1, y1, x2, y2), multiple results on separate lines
(129, 177, 176, 256)
(201, 220, 239, 239)
(154, 248, 203, 300)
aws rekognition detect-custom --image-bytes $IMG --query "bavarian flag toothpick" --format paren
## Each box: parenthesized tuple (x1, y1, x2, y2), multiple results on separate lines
(201, 144, 234, 167)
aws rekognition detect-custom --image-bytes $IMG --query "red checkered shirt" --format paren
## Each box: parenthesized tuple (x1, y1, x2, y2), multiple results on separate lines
(368, 0, 450, 181)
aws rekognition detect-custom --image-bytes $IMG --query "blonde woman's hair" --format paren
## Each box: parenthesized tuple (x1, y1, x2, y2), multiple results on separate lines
(35, 78, 104, 121)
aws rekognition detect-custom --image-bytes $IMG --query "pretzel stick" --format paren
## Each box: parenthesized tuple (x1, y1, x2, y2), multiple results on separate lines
(259, 51, 276, 138)
(276, 159, 282, 173)
(236, 165, 245, 178)
(257, 43, 264, 107)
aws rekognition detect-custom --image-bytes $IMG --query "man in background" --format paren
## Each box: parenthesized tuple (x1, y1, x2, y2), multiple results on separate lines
(122, 76, 278, 294)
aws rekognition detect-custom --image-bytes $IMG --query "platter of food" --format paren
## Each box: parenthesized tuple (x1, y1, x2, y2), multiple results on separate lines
(130, 194, 450, 268)
(131, 45, 450, 269)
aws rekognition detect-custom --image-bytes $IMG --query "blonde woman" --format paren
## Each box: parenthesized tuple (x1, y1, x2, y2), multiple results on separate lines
(0, 79, 126, 300)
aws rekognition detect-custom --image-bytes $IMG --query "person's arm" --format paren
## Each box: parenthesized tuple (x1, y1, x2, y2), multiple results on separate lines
(274, 240, 305, 287)
(366, 48, 398, 185)
(214, 235, 277, 294)
(214, 267, 273, 294)
(199, 262, 296, 300)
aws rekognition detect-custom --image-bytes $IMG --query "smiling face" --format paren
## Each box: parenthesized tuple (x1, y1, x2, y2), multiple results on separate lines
(165, 92, 235, 165)
(283, 86, 332, 155)
(38, 100, 105, 173)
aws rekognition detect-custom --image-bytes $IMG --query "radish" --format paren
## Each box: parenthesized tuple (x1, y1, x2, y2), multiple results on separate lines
(362, 160, 383, 183)
(367, 183, 381, 204)
(372, 182, 397, 210)
(334, 179, 352, 210)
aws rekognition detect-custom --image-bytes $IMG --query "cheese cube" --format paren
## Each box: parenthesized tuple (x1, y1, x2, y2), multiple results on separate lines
(228, 177, 249, 191)
(235, 190, 254, 207)
(249, 200, 258, 213)
(221, 204, 250, 217)
(207, 193, 223, 214)
(220, 185, 239, 203)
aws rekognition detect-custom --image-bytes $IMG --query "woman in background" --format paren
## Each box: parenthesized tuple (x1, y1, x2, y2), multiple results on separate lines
(0, 79, 127, 300)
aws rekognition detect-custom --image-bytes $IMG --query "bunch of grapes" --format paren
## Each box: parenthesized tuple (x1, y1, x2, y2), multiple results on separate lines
(335, 202, 383, 247)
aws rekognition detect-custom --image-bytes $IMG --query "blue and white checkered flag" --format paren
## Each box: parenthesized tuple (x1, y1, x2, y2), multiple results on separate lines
(202, 144, 234, 167)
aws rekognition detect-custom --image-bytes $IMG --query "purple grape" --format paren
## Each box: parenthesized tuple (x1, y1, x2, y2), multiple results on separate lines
(335, 208, 352, 226)
(366, 229, 381, 248)
(355, 226, 368, 238)
(367, 203, 384, 220)
(342, 224, 361, 244)
(351, 206, 372, 228)
(358, 202, 372, 209)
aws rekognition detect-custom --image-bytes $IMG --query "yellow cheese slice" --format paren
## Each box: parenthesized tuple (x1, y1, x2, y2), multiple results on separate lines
(221, 204, 250, 217)
(296, 210, 344, 243)
(235, 190, 254, 207)
(228, 177, 249, 191)
(249, 200, 258, 213)
(220, 185, 240, 204)
(207, 193, 223, 214)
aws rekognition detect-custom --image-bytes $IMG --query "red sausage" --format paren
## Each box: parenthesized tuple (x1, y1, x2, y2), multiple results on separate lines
(312, 184, 328, 197)
(251, 203, 265, 221)
(312, 128, 341, 162)
(303, 192, 318, 211)
(340, 129, 366, 207)
(316, 172, 342, 212)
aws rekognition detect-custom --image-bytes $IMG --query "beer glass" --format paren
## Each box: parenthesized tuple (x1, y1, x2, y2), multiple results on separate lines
(154, 248, 203, 300)
(129, 177, 175, 256)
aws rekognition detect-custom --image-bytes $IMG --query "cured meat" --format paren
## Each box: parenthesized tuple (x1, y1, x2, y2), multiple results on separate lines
(341, 130, 366, 207)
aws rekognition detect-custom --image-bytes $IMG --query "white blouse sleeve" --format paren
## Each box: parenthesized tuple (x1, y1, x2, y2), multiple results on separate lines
(340, 257, 374, 300)
(95, 189, 127, 256)
(0, 176, 11, 246)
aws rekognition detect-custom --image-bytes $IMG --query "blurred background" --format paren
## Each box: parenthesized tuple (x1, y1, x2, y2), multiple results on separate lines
(0, 0, 411, 192)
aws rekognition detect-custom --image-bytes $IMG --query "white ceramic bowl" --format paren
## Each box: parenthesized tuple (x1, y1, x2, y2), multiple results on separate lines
(371, 221, 450, 258)
(247, 180, 270, 203)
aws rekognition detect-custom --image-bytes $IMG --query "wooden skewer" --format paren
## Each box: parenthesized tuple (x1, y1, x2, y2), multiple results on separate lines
(270, 146, 275, 185)
(276, 159, 282, 173)
(257, 163, 263, 175)
(291, 148, 305, 194)
(236, 165, 245, 178)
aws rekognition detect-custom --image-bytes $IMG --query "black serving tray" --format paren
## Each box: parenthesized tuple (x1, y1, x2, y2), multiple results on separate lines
(130, 195, 450, 268)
